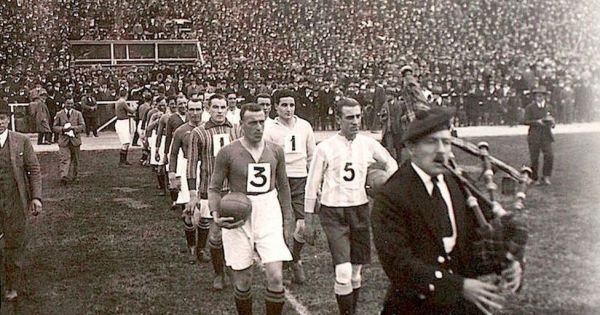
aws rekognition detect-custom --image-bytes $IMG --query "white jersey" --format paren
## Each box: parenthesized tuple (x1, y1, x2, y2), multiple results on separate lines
(263, 116, 315, 178)
(305, 133, 398, 212)
(226, 108, 241, 125)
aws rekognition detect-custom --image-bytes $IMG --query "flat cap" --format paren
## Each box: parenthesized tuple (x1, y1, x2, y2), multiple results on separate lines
(401, 108, 453, 143)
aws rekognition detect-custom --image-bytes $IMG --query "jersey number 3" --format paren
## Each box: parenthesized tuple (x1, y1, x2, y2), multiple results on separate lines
(247, 163, 271, 193)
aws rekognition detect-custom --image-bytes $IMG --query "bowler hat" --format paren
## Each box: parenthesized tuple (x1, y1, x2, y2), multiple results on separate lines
(401, 108, 453, 143)
(531, 86, 549, 94)
(400, 65, 413, 76)
(0, 99, 10, 115)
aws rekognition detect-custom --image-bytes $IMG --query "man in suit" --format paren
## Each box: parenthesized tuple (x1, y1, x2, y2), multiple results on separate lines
(524, 86, 555, 185)
(372, 108, 523, 314)
(52, 95, 86, 185)
(81, 87, 99, 137)
(0, 101, 42, 302)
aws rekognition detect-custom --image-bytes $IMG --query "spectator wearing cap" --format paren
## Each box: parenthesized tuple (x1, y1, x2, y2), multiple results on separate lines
(81, 86, 99, 137)
(372, 107, 522, 315)
(524, 86, 555, 185)
(29, 89, 52, 145)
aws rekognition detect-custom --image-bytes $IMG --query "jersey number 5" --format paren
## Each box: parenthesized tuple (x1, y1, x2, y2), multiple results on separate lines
(343, 162, 355, 181)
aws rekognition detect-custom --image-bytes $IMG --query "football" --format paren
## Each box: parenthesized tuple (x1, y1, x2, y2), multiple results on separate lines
(219, 192, 252, 222)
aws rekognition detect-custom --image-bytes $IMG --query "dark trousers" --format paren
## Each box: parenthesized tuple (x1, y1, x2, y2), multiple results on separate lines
(0, 182, 26, 292)
(84, 116, 98, 136)
(528, 139, 553, 180)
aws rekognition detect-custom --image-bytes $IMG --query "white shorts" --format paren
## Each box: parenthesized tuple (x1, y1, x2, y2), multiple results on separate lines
(222, 189, 292, 270)
(158, 135, 167, 165)
(149, 131, 159, 166)
(175, 152, 201, 205)
(137, 121, 144, 137)
(115, 119, 131, 145)
(192, 199, 212, 226)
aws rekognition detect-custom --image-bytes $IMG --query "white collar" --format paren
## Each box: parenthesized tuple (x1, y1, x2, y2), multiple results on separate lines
(0, 129, 8, 147)
(411, 162, 444, 194)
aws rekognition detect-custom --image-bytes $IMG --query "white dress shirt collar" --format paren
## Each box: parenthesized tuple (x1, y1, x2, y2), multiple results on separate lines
(411, 162, 457, 253)
(0, 129, 8, 148)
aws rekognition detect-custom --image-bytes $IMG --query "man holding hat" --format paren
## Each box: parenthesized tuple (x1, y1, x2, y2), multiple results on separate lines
(524, 85, 555, 185)
(372, 108, 523, 314)
(0, 100, 43, 302)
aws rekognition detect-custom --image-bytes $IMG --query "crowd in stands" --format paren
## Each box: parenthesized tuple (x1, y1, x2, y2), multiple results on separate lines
(1, 0, 599, 131)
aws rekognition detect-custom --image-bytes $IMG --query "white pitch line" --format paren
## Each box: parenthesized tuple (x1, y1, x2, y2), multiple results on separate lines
(285, 289, 312, 315)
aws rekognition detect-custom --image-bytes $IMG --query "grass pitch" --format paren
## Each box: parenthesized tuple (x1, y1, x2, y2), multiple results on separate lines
(2, 132, 599, 314)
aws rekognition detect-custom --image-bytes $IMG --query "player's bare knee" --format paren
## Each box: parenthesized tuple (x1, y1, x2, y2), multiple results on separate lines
(264, 262, 284, 291)
(232, 268, 253, 291)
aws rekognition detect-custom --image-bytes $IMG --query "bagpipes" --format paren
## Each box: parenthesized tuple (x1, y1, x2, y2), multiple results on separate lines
(446, 138, 530, 286)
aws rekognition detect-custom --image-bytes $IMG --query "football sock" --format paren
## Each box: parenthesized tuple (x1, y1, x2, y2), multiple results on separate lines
(265, 289, 285, 315)
(335, 293, 354, 315)
(169, 189, 179, 202)
(196, 219, 211, 250)
(234, 286, 253, 315)
(291, 237, 304, 262)
(184, 221, 196, 249)
(352, 288, 360, 313)
(209, 240, 225, 275)
(157, 174, 166, 190)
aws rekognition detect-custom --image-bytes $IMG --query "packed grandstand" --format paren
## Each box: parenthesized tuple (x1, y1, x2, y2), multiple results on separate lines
(1, 0, 598, 131)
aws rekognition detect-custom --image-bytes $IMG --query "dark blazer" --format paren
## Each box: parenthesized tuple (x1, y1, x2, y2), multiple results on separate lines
(6, 131, 42, 210)
(372, 162, 493, 314)
(52, 109, 86, 147)
(524, 102, 554, 143)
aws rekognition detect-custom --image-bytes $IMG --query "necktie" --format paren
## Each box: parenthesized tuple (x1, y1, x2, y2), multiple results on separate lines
(67, 111, 71, 119)
(431, 176, 453, 237)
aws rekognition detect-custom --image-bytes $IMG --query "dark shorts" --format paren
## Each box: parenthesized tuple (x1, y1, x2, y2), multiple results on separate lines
(288, 177, 306, 220)
(319, 203, 371, 265)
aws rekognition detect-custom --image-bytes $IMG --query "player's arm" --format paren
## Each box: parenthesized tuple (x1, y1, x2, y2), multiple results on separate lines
(371, 139, 398, 175)
(164, 118, 175, 156)
(303, 145, 326, 245)
(185, 129, 203, 216)
(305, 123, 316, 169)
(155, 118, 166, 149)
(168, 129, 182, 174)
(208, 147, 244, 229)
(275, 145, 293, 220)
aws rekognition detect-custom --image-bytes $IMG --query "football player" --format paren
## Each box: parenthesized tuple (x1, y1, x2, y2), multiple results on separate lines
(304, 97, 398, 314)
(263, 89, 315, 284)
(209, 103, 293, 315)
(186, 94, 239, 289)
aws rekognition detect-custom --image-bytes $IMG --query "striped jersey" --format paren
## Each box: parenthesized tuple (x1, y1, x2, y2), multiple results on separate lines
(263, 116, 316, 178)
(305, 133, 398, 212)
(186, 119, 237, 197)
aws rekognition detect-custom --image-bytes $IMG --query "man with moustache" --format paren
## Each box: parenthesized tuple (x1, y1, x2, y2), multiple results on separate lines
(371, 108, 523, 314)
